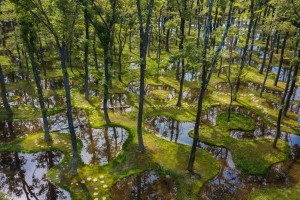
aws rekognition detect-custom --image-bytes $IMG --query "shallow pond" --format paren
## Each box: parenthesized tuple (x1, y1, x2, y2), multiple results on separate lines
(185, 71, 200, 82)
(127, 81, 176, 101)
(110, 170, 177, 200)
(101, 93, 132, 112)
(0, 109, 88, 142)
(214, 81, 283, 97)
(0, 151, 71, 200)
(79, 126, 129, 165)
(0, 119, 43, 143)
(42, 77, 65, 90)
(145, 106, 300, 199)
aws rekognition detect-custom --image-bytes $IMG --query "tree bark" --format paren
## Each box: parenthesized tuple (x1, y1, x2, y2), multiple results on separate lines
(176, 2, 186, 107)
(273, 65, 293, 148)
(136, 0, 154, 152)
(234, 0, 255, 101)
(283, 56, 299, 116)
(274, 32, 288, 86)
(0, 65, 13, 118)
(259, 34, 270, 74)
(24, 25, 51, 142)
(84, 8, 90, 100)
(188, 0, 233, 173)
(260, 33, 277, 97)
(60, 43, 78, 175)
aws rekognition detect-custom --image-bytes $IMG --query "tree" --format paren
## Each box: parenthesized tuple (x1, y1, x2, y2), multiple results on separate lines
(233, 0, 255, 101)
(188, 0, 233, 174)
(0, 64, 13, 118)
(85, 0, 120, 124)
(19, 16, 51, 142)
(136, 0, 155, 151)
(176, 0, 188, 107)
(11, 0, 80, 175)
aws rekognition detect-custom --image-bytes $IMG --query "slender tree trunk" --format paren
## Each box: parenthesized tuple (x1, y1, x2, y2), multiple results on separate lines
(103, 47, 111, 124)
(248, 15, 259, 65)
(259, 34, 270, 74)
(177, 58, 185, 106)
(16, 43, 22, 68)
(84, 9, 89, 100)
(196, 0, 202, 48)
(188, 0, 233, 173)
(25, 27, 51, 142)
(274, 32, 288, 86)
(283, 56, 299, 116)
(0, 65, 13, 118)
(129, 29, 132, 53)
(227, 40, 234, 121)
(136, 0, 154, 152)
(260, 33, 277, 97)
(189, 0, 211, 172)
(276, 31, 281, 54)
(273, 65, 293, 148)
(38, 37, 46, 77)
(93, 31, 99, 70)
(176, 5, 186, 107)
(234, 0, 255, 101)
(59, 42, 78, 175)
(165, 28, 170, 52)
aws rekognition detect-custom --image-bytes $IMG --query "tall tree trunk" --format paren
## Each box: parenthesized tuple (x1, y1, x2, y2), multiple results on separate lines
(274, 32, 288, 86)
(93, 31, 99, 71)
(38, 37, 46, 77)
(260, 33, 277, 97)
(84, 9, 89, 100)
(188, 0, 233, 173)
(59, 42, 78, 175)
(136, 0, 154, 152)
(283, 56, 299, 116)
(233, 0, 255, 101)
(273, 65, 293, 148)
(259, 34, 270, 74)
(0, 65, 13, 118)
(248, 15, 259, 65)
(165, 28, 170, 52)
(176, 4, 186, 107)
(103, 47, 111, 124)
(24, 26, 51, 142)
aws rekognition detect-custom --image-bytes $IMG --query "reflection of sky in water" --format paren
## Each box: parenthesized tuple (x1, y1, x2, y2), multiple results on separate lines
(80, 127, 128, 165)
(0, 152, 70, 200)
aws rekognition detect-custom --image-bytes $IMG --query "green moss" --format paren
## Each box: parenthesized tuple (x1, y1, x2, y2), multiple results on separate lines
(249, 183, 300, 200)
(150, 89, 170, 100)
(0, 55, 11, 66)
(0, 192, 8, 200)
(195, 112, 290, 175)
(216, 112, 256, 131)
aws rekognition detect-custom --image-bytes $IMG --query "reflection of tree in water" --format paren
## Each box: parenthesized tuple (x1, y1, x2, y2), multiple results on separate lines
(0, 151, 70, 200)
(0, 120, 43, 143)
(80, 127, 128, 165)
(111, 170, 177, 200)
